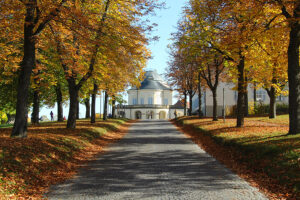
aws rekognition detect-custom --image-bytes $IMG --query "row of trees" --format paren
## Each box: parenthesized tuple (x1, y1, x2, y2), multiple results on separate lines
(167, 0, 299, 134)
(0, 0, 162, 138)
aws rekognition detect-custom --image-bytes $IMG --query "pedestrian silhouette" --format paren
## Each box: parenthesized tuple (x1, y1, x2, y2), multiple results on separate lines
(50, 111, 54, 121)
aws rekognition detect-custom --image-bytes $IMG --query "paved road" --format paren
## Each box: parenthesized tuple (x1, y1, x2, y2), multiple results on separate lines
(46, 120, 267, 200)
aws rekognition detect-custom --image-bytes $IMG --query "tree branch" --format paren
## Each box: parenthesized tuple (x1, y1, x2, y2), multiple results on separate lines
(275, 0, 292, 19)
(33, 0, 67, 35)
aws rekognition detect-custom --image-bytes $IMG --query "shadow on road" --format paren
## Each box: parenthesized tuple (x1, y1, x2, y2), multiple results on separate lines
(46, 120, 265, 199)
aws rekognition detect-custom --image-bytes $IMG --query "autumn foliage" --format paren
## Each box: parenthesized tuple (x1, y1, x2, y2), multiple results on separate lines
(167, 0, 299, 134)
(0, 119, 130, 198)
(0, 0, 162, 137)
(174, 116, 300, 199)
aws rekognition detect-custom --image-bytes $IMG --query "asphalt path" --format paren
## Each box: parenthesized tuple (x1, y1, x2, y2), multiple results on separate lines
(46, 120, 267, 200)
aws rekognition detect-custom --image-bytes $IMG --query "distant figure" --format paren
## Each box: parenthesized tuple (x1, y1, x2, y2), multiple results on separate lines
(50, 111, 54, 121)
(63, 116, 66, 121)
(174, 110, 177, 119)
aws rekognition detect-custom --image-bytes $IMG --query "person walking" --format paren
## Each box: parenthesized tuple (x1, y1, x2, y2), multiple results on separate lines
(50, 111, 54, 121)
(174, 110, 177, 119)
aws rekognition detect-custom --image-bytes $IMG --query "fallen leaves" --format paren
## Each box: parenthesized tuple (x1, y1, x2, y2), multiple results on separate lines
(174, 116, 299, 200)
(0, 119, 131, 199)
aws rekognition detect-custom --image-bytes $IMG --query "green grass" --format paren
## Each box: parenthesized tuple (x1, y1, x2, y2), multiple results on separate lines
(0, 124, 13, 128)
(249, 114, 289, 125)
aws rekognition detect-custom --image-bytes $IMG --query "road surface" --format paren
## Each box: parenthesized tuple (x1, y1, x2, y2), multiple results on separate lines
(46, 120, 267, 200)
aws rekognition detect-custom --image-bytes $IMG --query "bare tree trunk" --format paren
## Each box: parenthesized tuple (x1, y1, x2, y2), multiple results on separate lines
(112, 97, 116, 118)
(198, 72, 202, 118)
(184, 92, 187, 116)
(188, 91, 193, 116)
(103, 91, 108, 120)
(31, 90, 40, 124)
(253, 82, 257, 103)
(91, 84, 98, 123)
(56, 84, 64, 122)
(212, 89, 218, 121)
(288, 21, 300, 134)
(11, 2, 36, 137)
(67, 80, 79, 129)
(76, 100, 80, 119)
(236, 55, 245, 127)
(84, 98, 90, 119)
(267, 87, 277, 119)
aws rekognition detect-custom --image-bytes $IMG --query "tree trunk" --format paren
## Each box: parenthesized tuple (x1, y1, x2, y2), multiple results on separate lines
(212, 89, 218, 121)
(84, 97, 90, 119)
(76, 100, 80, 119)
(244, 86, 248, 117)
(198, 72, 202, 118)
(253, 83, 257, 103)
(31, 90, 40, 124)
(103, 91, 108, 120)
(91, 84, 98, 123)
(11, 3, 36, 138)
(184, 92, 187, 116)
(188, 91, 193, 116)
(268, 87, 276, 119)
(55, 84, 63, 122)
(288, 24, 300, 134)
(67, 80, 79, 129)
(236, 55, 245, 127)
(112, 98, 116, 118)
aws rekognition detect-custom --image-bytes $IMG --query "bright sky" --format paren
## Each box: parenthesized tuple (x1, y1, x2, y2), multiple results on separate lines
(146, 0, 187, 74)
(40, 0, 187, 119)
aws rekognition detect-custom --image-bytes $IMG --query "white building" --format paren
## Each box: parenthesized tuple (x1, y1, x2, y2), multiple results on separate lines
(118, 70, 185, 120)
(192, 82, 289, 117)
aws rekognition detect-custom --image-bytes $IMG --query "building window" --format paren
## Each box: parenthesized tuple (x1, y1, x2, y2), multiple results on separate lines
(257, 90, 266, 101)
(148, 97, 153, 104)
(164, 98, 168, 105)
(133, 98, 137, 105)
(140, 98, 144, 104)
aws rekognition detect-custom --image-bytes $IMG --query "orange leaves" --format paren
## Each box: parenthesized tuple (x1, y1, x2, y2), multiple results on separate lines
(175, 116, 300, 199)
(0, 119, 130, 199)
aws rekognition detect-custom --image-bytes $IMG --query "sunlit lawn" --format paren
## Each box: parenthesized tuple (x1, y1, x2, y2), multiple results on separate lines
(0, 118, 128, 198)
(177, 116, 299, 197)
(248, 114, 289, 125)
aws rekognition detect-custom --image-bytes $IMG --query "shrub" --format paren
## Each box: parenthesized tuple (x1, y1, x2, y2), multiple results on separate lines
(276, 103, 288, 115)
(0, 111, 8, 124)
(227, 102, 289, 116)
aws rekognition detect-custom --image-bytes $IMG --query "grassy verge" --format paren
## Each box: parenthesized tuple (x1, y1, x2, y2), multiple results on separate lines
(174, 116, 299, 200)
(248, 114, 289, 125)
(0, 118, 130, 199)
(0, 124, 13, 128)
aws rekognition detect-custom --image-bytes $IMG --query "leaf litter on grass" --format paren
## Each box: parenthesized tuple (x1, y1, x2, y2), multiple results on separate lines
(0, 119, 131, 199)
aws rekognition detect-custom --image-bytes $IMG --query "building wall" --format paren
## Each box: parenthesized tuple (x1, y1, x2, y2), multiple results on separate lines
(128, 89, 172, 106)
(121, 108, 184, 120)
(192, 82, 289, 117)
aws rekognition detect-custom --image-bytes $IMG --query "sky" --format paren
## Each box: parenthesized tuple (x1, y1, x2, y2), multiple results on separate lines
(40, 0, 187, 120)
(146, 0, 187, 74)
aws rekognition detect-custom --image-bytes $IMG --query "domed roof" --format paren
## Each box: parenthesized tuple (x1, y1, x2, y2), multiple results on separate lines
(131, 70, 171, 90)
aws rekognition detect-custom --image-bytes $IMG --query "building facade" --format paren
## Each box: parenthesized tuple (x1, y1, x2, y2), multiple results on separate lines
(118, 70, 185, 120)
(192, 82, 289, 117)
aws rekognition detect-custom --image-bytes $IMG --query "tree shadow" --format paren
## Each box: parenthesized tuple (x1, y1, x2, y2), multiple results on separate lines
(46, 120, 264, 199)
